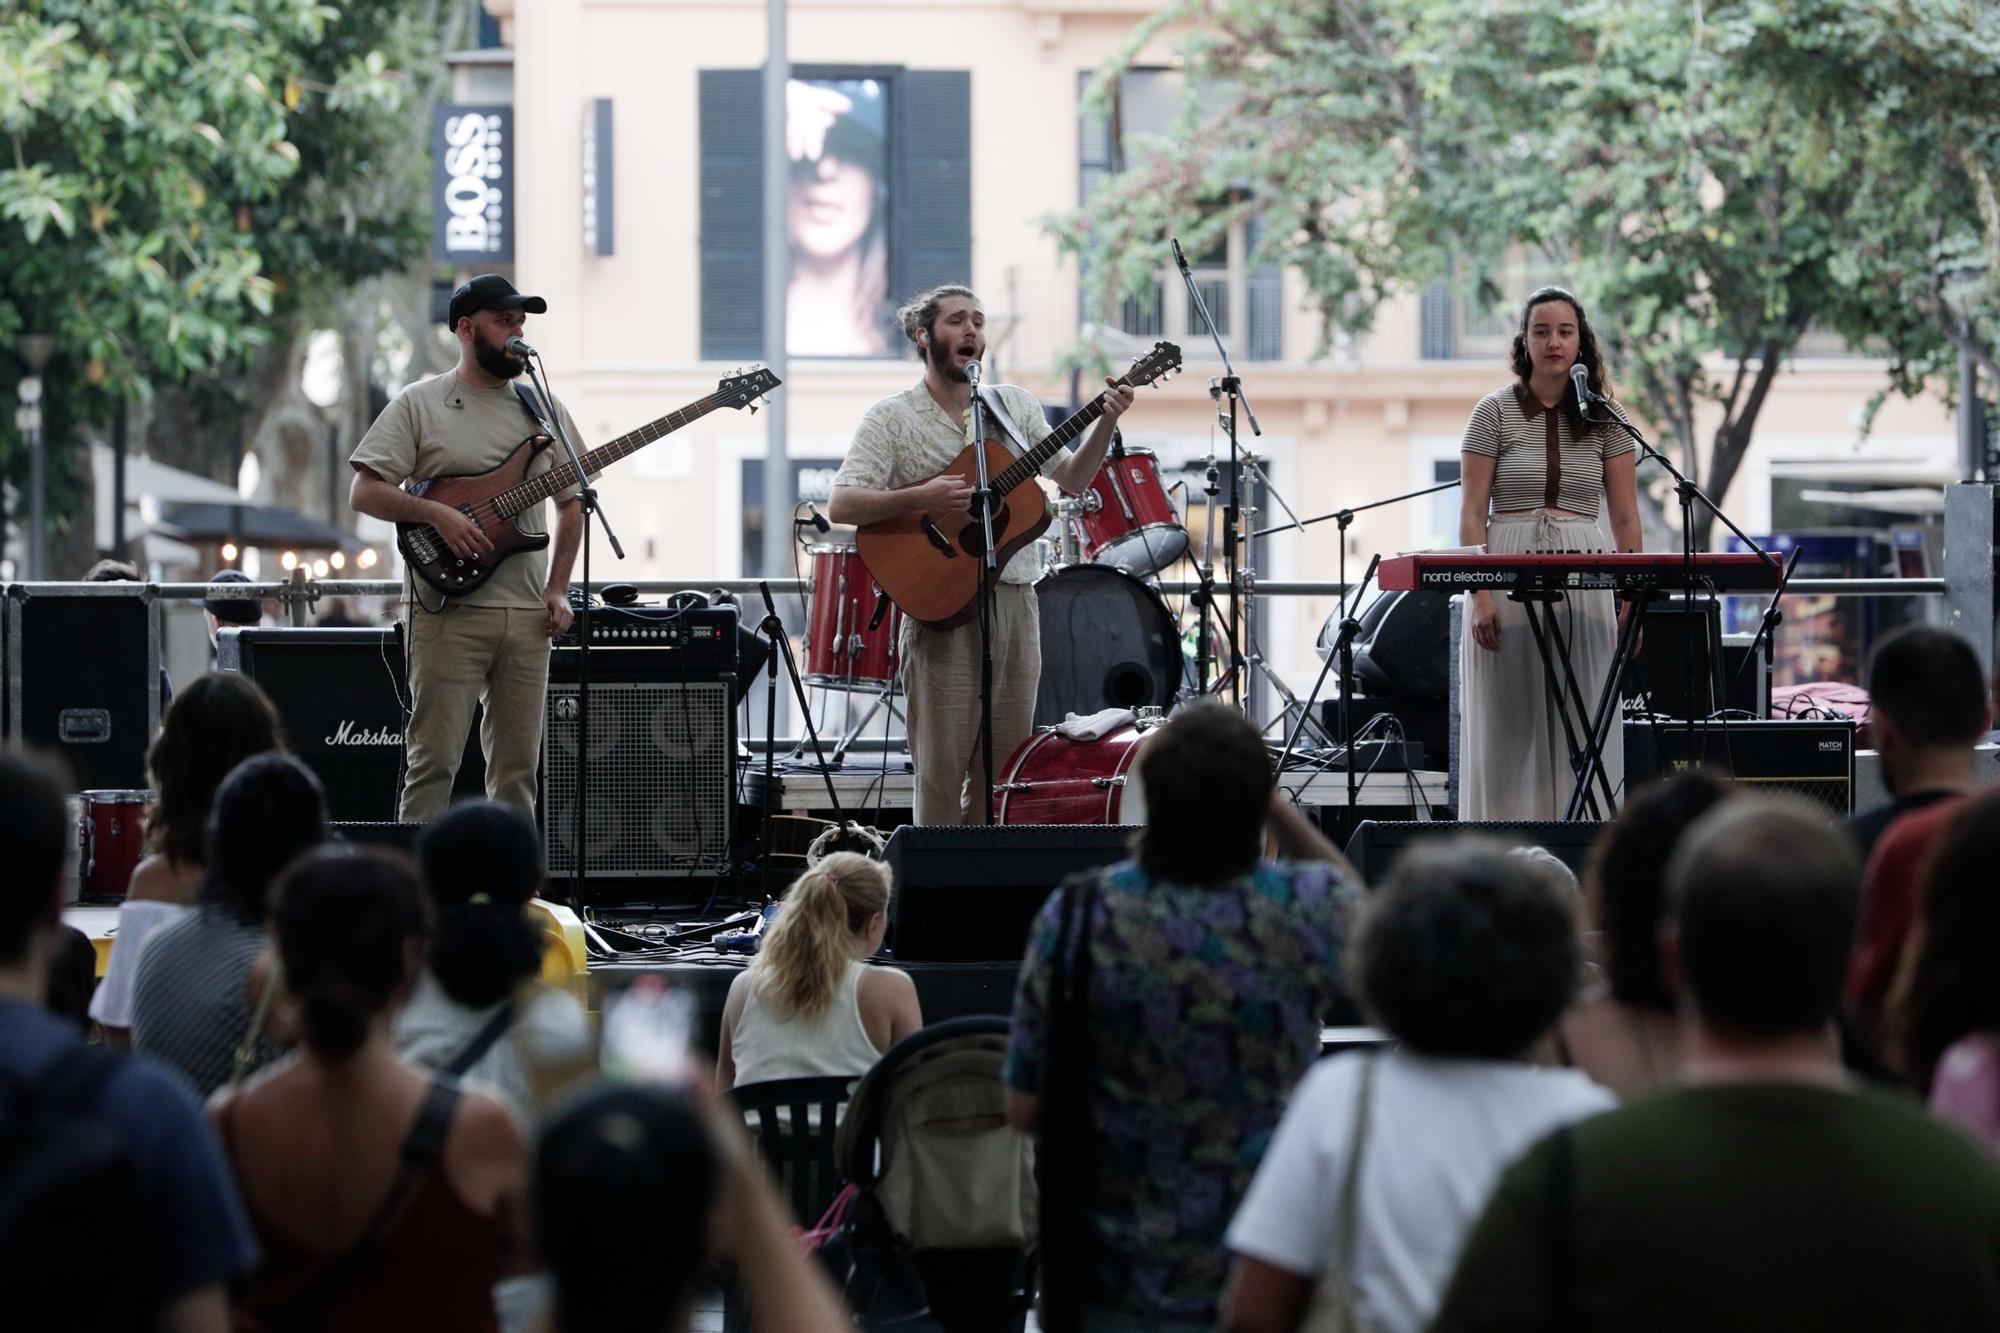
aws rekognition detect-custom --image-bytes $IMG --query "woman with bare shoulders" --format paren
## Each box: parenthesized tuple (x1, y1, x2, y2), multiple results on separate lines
(213, 846, 530, 1331)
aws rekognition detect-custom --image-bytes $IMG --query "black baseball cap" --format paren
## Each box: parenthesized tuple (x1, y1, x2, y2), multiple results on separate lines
(446, 274, 548, 329)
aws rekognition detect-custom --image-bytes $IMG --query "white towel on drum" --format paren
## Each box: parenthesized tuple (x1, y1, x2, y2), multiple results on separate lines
(1056, 707, 1135, 741)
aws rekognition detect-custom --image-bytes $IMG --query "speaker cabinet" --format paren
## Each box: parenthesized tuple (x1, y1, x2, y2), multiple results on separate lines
(541, 673, 734, 879)
(217, 627, 484, 823)
(1623, 718, 1856, 817)
(6, 584, 161, 789)
(1345, 819, 1607, 884)
(885, 824, 1137, 962)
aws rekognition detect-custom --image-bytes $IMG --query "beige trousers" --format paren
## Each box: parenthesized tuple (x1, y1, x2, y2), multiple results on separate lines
(401, 604, 551, 821)
(900, 584, 1041, 825)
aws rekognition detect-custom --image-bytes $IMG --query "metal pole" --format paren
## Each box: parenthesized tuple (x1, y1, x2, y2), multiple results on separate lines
(759, 0, 791, 580)
(1960, 319, 1985, 482)
(112, 402, 129, 559)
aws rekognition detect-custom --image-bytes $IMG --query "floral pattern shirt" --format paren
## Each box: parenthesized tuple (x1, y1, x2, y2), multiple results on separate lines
(1004, 857, 1358, 1322)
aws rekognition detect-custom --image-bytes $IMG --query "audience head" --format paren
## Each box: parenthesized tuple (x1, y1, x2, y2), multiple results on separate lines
(0, 749, 74, 968)
(146, 672, 286, 867)
(84, 558, 141, 583)
(536, 1082, 717, 1331)
(1866, 627, 1989, 777)
(273, 846, 430, 1059)
(416, 799, 548, 1009)
(203, 753, 327, 923)
(1665, 795, 1861, 1039)
(1358, 836, 1582, 1059)
(750, 851, 890, 1018)
(1134, 700, 1272, 884)
(1584, 771, 1734, 1012)
(203, 569, 263, 628)
(1889, 789, 2000, 1093)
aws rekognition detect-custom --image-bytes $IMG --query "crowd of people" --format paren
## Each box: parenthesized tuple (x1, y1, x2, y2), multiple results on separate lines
(8, 621, 2000, 1330)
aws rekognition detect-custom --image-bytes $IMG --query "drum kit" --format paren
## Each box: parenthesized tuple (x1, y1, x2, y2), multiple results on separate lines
(800, 444, 1194, 773)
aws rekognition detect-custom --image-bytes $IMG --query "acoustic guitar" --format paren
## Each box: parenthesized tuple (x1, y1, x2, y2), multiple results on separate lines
(855, 343, 1183, 629)
(396, 367, 779, 597)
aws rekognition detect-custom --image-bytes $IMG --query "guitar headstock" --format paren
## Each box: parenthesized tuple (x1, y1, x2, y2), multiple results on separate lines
(720, 365, 783, 413)
(1123, 341, 1184, 391)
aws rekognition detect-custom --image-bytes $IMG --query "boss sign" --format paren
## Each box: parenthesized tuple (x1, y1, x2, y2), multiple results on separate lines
(431, 105, 514, 263)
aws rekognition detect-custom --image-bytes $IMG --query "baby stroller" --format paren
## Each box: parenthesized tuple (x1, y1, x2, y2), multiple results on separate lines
(831, 1015, 1038, 1333)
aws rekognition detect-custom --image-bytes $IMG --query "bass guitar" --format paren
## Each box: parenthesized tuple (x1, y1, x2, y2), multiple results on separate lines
(855, 343, 1182, 628)
(397, 367, 779, 597)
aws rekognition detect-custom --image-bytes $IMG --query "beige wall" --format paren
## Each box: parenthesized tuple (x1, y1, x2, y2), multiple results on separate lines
(476, 0, 1957, 706)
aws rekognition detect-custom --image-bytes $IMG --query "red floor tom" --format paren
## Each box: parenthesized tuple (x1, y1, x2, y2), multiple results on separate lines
(1075, 447, 1189, 577)
(79, 789, 152, 900)
(803, 544, 903, 691)
(992, 721, 1160, 825)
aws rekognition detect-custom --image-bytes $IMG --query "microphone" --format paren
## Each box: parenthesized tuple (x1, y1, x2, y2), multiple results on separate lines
(805, 503, 830, 534)
(1170, 237, 1193, 276)
(963, 358, 982, 387)
(506, 336, 537, 359)
(1569, 362, 1604, 405)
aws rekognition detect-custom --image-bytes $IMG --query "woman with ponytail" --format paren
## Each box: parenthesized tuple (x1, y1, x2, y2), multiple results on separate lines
(397, 800, 593, 1129)
(717, 851, 922, 1089)
(212, 846, 529, 1332)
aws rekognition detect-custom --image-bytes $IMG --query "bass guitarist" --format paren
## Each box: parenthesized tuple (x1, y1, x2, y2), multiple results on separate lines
(829, 284, 1134, 824)
(348, 274, 584, 821)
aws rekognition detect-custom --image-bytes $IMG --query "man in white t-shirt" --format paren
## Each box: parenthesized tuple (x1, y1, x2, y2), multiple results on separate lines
(829, 285, 1132, 824)
(1222, 837, 1613, 1333)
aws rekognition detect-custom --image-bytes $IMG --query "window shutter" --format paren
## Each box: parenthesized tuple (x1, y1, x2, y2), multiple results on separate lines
(1246, 214, 1282, 362)
(891, 71, 971, 303)
(698, 69, 764, 361)
(1420, 280, 1456, 360)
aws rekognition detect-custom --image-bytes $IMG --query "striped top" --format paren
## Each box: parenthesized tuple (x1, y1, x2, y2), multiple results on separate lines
(1462, 383, 1634, 521)
(129, 905, 283, 1098)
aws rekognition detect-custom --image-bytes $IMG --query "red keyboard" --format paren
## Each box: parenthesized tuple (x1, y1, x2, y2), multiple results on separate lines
(1377, 551, 1779, 594)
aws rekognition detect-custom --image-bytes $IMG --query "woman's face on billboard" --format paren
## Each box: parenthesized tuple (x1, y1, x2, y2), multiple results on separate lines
(789, 153, 876, 260)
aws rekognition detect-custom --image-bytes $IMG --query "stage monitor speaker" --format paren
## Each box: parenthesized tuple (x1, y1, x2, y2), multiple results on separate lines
(886, 824, 1136, 962)
(6, 584, 161, 790)
(1318, 587, 1452, 701)
(1622, 602, 1768, 719)
(1345, 819, 1607, 885)
(217, 627, 485, 823)
(1623, 718, 1856, 817)
(542, 673, 733, 879)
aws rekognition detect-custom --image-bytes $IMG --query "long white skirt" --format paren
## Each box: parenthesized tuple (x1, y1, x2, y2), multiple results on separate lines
(1458, 512, 1624, 822)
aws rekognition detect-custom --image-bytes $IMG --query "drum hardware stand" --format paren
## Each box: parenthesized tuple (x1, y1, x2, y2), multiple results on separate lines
(1259, 478, 1463, 820)
(830, 680, 905, 762)
(520, 346, 625, 915)
(1173, 235, 1261, 709)
(756, 581, 847, 902)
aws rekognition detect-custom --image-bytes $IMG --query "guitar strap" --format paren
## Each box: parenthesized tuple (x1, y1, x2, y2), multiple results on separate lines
(510, 382, 557, 453)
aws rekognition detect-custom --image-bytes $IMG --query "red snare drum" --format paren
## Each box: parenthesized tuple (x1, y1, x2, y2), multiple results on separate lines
(993, 723, 1157, 825)
(78, 789, 152, 900)
(803, 544, 903, 691)
(1076, 447, 1189, 577)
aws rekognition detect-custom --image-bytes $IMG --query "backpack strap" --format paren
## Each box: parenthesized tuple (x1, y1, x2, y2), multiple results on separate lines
(443, 1002, 517, 1078)
(264, 1077, 463, 1331)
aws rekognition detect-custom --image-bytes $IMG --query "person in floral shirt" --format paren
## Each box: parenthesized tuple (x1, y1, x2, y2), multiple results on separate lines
(1004, 700, 1361, 1332)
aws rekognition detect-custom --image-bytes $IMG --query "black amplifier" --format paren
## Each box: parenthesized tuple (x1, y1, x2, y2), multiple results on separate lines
(556, 604, 739, 671)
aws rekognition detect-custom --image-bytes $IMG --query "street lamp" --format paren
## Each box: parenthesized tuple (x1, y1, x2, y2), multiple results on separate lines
(15, 334, 53, 580)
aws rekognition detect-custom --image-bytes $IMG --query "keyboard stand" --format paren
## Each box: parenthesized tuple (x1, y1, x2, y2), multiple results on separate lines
(1512, 590, 1644, 821)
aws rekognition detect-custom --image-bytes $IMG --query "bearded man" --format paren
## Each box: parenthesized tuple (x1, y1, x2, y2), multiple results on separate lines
(828, 284, 1133, 824)
(348, 274, 585, 820)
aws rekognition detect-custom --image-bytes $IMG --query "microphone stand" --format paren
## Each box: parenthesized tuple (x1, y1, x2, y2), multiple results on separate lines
(1577, 390, 1778, 808)
(1259, 479, 1461, 824)
(522, 349, 623, 914)
(756, 581, 846, 900)
(964, 360, 1001, 822)
(1173, 236, 1261, 711)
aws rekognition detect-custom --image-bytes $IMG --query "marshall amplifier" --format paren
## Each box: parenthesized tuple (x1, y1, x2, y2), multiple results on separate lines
(218, 627, 484, 822)
(1623, 718, 1856, 817)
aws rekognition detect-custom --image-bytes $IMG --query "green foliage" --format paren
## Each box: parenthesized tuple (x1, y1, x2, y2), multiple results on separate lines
(0, 0, 438, 536)
(1058, 0, 2000, 539)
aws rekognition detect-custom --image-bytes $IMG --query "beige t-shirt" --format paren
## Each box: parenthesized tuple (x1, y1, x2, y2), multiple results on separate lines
(832, 382, 1060, 584)
(350, 370, 584, 609)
